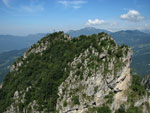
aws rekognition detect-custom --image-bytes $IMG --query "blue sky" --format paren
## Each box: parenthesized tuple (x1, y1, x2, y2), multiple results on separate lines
(0, 0, 150, 35)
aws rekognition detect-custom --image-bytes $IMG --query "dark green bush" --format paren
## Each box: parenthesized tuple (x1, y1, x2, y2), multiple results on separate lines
(116, 48, 123, 58)
(126, 105, 142, 113)
(72, 96, 80, 105)
(115, 105, 126, 113)
(63, 100, 67, 107)
(131, 74, 145, 96)
(104, 92, 114, 104)
(97, 105, 111, 113)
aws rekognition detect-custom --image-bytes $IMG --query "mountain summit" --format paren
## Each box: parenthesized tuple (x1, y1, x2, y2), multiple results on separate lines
(67, 27, 111, 37)
(0, 32, 149, 113)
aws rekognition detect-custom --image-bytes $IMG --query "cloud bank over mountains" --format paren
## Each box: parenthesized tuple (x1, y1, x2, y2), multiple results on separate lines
(86, 19, 105, 25)
(0, 0, 149, 35)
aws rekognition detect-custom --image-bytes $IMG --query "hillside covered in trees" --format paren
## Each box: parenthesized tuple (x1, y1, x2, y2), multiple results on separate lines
(0, 32, 149, 113)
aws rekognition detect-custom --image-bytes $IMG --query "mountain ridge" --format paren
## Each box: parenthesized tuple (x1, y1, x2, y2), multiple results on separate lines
(0, 31, 149, 113)
(0, 28, 150, 85)
(67, 27, 111, 37)
(0, 32, 132, 112)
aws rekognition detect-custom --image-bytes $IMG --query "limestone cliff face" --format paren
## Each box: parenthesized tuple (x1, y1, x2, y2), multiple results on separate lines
(142, 75, 150, 90)
(1, 32, 149, 113)
(56, 37, 132, 113)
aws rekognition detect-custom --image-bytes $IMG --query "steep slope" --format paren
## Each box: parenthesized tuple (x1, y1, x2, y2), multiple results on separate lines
(0, 49, 27, 83)
(142, 75, 150, 90)
(0, 32, 149, 113)
(111, 30, 150, 76)
(56, 41, 131, 112)
(1, 29, 149, 82)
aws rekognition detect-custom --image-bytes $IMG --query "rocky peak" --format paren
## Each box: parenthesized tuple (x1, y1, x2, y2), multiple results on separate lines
(10, 31, 72, 72)
(56, 36, 132, 113)
(1, 32, 149, 113)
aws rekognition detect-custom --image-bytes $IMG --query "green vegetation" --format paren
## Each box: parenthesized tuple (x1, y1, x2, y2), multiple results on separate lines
(126, 105, 142, 113)
(116, 47, 123, 58)
(127, 73, 146, 107)
(77, 62, 82, 69)
(115, 105, 126, 113)
(88, 71, 92, 77)
(0, 49, 26, 83)
(111, 30, 150, 77)
(115, 104, 142, 113)
(87, 105, 111, 113)
(131, 44, 150, 76)
(97, 106, 111, 113)
(63, 100, 67, 107)
(104, 91, 114, 104)
(94, 86, 98, 92)
(0, 32, 129, 112)
(72, 96, 80, 105)
(131, 74, 145, 96)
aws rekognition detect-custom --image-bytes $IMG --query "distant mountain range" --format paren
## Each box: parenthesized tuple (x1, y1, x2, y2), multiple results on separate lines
(141, 29, 150, 34)
(0, 27, 150, 83)
(110, 30, 150, 76)
(1, 27, 149, 53)
(0, 27, 111, 53)
(67, 27, 111, 37)
(111, 30, 150, 46)
(0, 33, 46, 53)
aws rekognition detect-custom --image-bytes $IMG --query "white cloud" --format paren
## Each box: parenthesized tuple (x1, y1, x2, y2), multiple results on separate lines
(145, 23, 150, 27)
(120, 10, 145, 22)
(58, 0, 87, 9)
(20, 0, 44, 13)
(2, 0, 10, 7)
(72, 5, 81, 9)
(58, 0, 87, 6)
(86, 19, 105, 25)
(1, 0, 44, 13)
(21, 5, 44, 13)
(110, 22, 117, 26)
(143, 23, 150, 30)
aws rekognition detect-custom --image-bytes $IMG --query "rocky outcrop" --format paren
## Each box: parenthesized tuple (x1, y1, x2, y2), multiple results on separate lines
(3, 31, 148, 113)
(3, 86, 44, 113)
(142, 75, 150, 90)
(2, 32, 73, 113)
(56, 36, 132, 113)
(134, 94, 150, 113)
